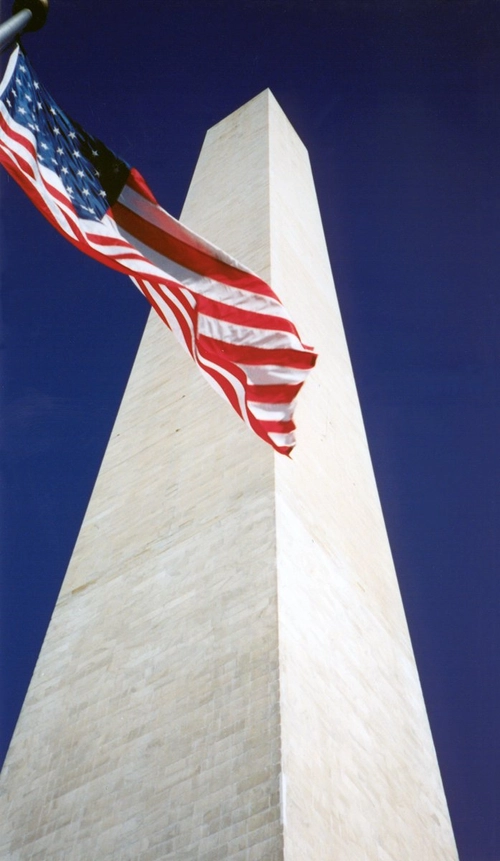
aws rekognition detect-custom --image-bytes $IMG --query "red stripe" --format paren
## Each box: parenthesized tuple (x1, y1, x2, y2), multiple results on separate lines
(247, 382, 303, 403)
(126, 167, 158, 205)
(257, 419, 296, 434)
(86, 232, 138, 250)
(0, 140, 85, 247)
(112, 199, 277, 298)
(195, 337, 295, 453)
(196, 293, 299, 336)
(87, 242, 149, 264)
(85, 229, 151, 264)
(195, 338, 246, 422)
(0, 152, 155, 279)
(66, 235, 141, 275)
(135, 281, 173, 333)
(145, 279, 197, 358)
(39, 176, 82, 230)
(0, 156, 69, 233)
(198, 335, 318, 369)
(195, 338, 273, 434)
(0, 111, 37, 164)
(38, 174, 97, 249)
(0, 137, 36, 181)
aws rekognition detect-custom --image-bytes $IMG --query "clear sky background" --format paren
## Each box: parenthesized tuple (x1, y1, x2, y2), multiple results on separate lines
(1, 1, 499, 858)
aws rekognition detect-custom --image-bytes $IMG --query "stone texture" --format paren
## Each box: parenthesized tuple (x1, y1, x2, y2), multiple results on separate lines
(0, 91, 458, 860)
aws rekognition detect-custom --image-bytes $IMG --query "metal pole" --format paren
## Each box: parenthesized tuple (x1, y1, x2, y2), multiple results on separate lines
(0, 0, 49, 53)
(0, 9, 32, 51)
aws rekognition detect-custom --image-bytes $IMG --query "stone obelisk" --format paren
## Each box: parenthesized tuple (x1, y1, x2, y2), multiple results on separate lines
(0, 91, 458, 860)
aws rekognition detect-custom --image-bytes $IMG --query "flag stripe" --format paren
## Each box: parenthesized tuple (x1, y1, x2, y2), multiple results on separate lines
(119, 181, 257, 278)
(112, 221, 292, 319)
(246, 382, 303, 403)
(198, 336, 316, 368)
(195, 292, 299, 334)
(197, 314, 304, 352)
(114, 196, 277, 297)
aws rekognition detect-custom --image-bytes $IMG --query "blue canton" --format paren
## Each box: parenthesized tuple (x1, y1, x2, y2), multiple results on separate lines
(2, 51, 130, 221)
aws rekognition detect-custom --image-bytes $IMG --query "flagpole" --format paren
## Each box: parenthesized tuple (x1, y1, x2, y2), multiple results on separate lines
(0, 0, 48, 52)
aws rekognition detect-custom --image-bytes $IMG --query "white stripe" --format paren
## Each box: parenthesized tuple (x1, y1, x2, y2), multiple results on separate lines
(90, 242, 145, 260)
(119, 183, 255, 275)
(0, 107, 79, 240)
(35, 166, 81, 238)
(114, 222, 291, 320)
(0, 100, 35, 146)
(39, 163, 68, 194)
(238, 364, 310, 385)
(111, 251, 181, 279)
(0, 106, 140, 255)
(86, 238, 151, 265)
(0, 45, 19, 100)
(198, 314, 303, 351)
(76, 216, 150, 260)
(82, 224, 176, 274)
(268, 431, 295, 449)
(137, 277, 251, 429)
(101, 224, 187, 280)
(248, 402, 294, 422)
(138, 281, 192, 355)
(84, 213, 129, 236)
(192, 279, 290, 319)
(197, 353, 251, 428)
(0, 103, 38, 163)
(0, 137, 34, 173)
(0, 139, 79, 240)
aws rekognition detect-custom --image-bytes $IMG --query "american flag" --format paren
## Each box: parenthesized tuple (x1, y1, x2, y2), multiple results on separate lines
(0, 46, 317, 455)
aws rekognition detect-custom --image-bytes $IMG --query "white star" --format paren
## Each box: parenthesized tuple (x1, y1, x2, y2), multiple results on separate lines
(25, 94, 32, 103)
(35, 124, 40, 132)
(28, 122, 35, 130)
(51, 158, 57, 164)
(82, 188, 90, 196)
(16, 76, 21, 85)
(66, 186, 73, 195)
(68, 131, 76, 139)
(36, 102, 42, 110)
(18, 107, 26, 115)
(91, 149, 99, 156)
(6, 99, 11, 108)
(50, 107, 57, 115)
(57, 147, 64, 155)
(73, 150, 81, 158)
(19, 65, 26, 72)
(77, 169, 85, 178)
(40, 142, 49, 150)
(94, 170, 100, 177)
(34, 81, 40, 90)
(61, 166, 69, 174)
(11, 89, 17, 98)
(53, 127, 61, 135)
(99, 190, 107, 197)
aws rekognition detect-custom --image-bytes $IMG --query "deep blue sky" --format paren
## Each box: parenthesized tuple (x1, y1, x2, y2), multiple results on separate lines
(1, 1, 499, 858)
